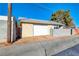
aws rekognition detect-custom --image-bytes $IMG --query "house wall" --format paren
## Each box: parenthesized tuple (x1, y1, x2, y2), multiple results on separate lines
(21, 23, 54, 38)
(21, 22, 79, 38)
(11, 19, 17, 42)
(21, 23, 79, 38)
(0, 16, 16, 42)
(0, 20, 7, 39)
(22, 23, 33, 37)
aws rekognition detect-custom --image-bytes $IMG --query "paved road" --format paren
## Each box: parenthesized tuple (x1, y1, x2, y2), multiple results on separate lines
(54, 44, 79, 56)
(0, 35, 79, 56)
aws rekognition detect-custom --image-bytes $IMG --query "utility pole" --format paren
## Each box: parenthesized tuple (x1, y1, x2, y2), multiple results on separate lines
(7, 3, 12, 43)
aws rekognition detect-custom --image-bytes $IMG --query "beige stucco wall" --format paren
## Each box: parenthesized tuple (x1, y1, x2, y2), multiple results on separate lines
(22, 24, 55, 38)
(22, 23, 33, 38)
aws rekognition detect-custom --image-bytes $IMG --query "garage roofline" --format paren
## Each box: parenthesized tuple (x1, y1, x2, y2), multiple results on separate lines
(20, 19, 64, 26)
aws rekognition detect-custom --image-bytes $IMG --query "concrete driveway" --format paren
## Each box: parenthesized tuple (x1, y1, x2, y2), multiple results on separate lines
(0, 35, 79, 56)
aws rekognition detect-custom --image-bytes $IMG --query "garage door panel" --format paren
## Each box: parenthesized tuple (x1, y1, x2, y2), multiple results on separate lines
(34, 25, 50, 36)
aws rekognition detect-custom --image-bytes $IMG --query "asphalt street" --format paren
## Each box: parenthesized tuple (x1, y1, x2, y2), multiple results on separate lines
(54, 44, 79, 56)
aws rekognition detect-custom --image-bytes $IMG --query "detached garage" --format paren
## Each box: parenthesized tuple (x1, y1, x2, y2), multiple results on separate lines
(20, 18, 63, 38)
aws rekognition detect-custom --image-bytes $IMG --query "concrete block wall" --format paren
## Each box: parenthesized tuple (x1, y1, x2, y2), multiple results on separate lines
(51, 28, 79, 37)
(0, 20, 7, 40)
(52, 29, 71, 37)
(0, 16, 17, 42)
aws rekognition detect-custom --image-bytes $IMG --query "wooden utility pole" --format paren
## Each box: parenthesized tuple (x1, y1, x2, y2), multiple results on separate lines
(7, 3, 12, 43)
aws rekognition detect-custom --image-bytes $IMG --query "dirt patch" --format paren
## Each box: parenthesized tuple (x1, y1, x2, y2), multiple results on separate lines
(0, 39, 12, 47)
(0, 35, 78, 47)
(14, 35, 72, 45)
(0, 42, 12, 47)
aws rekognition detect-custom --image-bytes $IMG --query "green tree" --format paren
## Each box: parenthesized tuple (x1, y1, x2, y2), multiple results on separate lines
(51, 10, 75, 28)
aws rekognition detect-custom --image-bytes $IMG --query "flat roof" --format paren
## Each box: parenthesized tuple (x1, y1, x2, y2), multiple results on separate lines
(20, 18, 64, 26)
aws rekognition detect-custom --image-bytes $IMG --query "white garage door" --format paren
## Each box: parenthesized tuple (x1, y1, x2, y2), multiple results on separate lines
(34, 25, 50, 36)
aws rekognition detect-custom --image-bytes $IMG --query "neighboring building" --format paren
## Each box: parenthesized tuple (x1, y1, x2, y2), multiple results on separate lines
(19, 18, 63, 38)
(0, 15, 17, 42)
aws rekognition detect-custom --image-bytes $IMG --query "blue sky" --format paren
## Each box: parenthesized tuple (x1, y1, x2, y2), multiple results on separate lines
(0, 3, 79, 27)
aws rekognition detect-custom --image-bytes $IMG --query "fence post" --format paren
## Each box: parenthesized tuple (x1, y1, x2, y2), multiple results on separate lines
(50, 28, 53, 36)
(71, 28, 72, 35)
